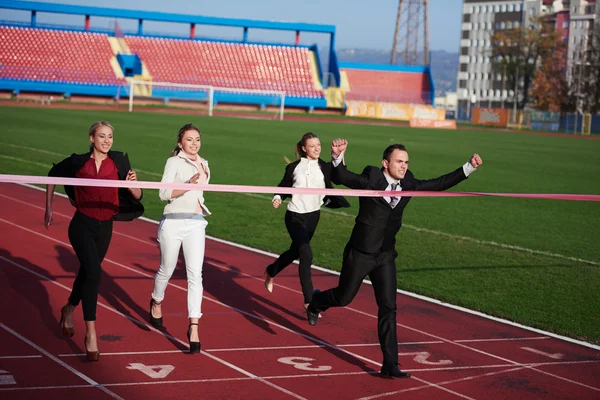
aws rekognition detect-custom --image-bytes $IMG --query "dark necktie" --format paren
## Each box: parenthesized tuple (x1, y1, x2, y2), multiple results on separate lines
(389, 182, 400, 208)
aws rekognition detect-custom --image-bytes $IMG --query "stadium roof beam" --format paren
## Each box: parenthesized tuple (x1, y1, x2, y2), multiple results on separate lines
(0, 0, 336, 34)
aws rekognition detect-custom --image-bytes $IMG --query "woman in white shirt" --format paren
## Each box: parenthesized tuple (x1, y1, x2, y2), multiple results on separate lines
(265, 132, 349, 311)
(149, 123, 210, 354)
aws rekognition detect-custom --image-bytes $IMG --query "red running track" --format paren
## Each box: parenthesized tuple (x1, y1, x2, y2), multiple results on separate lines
(0, 183, 599, 400)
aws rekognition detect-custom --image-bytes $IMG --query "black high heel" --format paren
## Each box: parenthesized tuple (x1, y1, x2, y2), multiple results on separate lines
(187, 323, 201, 354)
(149, 299, 163, 328)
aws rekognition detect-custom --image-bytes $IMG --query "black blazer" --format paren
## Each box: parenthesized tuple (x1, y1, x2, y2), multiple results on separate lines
(48, 150, 144, 221)
(332, 163, 467, 254)
(275, 158, 350, 209)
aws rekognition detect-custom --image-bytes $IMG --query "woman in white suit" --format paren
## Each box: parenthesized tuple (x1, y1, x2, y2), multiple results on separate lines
(149, 123, 210, 354)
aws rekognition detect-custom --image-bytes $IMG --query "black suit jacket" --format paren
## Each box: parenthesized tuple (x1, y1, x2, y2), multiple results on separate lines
(275, 158, 350, 209)
(48, 150, 144, 221)
(332, 162, 467, 254)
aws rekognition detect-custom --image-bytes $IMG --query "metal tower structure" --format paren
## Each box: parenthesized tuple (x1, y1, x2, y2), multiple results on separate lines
(390, 0, 430, 65)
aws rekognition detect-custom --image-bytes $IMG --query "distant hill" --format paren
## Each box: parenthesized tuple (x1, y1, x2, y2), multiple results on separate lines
(330, 48, 458, 95)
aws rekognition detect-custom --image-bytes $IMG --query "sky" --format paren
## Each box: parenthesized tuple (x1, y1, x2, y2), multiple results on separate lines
(4, 0, 463, 52)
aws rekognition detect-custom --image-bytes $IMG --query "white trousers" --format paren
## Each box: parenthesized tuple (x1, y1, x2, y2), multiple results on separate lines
(152, 214, 207, 319)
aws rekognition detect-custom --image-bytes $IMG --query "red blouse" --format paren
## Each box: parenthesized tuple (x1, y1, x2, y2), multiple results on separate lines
(75, 157, 119, 221)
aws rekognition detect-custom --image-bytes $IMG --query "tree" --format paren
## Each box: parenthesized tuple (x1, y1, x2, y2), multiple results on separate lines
(529, 29, 568, 112)
(489, 17, 565, 110)
(529, 57, 568, 112)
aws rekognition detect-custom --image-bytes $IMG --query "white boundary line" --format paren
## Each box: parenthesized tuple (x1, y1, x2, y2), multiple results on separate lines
(0, 323, 124, 399)
(53, 337, 547, 356)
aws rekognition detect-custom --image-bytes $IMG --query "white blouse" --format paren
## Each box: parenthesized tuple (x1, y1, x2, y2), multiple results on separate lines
(286, 158, 326, 213)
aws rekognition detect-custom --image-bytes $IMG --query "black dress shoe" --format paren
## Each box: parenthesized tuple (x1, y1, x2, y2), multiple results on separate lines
(380, 364, 411, 378)
(306, 305, 319, 326)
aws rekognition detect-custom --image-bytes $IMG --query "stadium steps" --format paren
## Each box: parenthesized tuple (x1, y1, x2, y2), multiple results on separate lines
(308, 51, 323, 91)
(107, 37, 152, 93)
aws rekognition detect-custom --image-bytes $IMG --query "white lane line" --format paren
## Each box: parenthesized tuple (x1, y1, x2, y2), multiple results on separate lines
(0, 250, 307, 400)
(521, 347, 563, 360)
(0, 147, 161, 178)
(0, 142, 64, 157)
(0, 323, 124, 400)
(208, 341, 444, 352)
(58, 341, 444, 357)
(0, 155, 51, 169)
(59, 350, 183, 357)
(455, 336, 550, 343)
(0, 355, 42, 359)
(0, 384, 93, 392)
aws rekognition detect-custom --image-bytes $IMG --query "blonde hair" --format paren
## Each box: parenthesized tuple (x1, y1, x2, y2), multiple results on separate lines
(88, 121, 114, 151)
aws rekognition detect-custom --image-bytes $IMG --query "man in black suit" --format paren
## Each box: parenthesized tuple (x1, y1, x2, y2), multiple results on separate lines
(306, 139, 483, 378)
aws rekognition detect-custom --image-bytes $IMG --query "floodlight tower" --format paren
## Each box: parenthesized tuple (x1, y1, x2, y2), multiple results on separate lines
(390, 0, 430, 65)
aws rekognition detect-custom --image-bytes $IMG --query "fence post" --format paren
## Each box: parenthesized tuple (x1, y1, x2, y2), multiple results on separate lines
(582, 114, 591, 135)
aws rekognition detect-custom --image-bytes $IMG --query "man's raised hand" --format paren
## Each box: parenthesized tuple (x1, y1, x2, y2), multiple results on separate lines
(331, 138, 348, 158)
(470, 153, 483, 168)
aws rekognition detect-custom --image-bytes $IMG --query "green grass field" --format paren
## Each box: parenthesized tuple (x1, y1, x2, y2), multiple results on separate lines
(1, 106, 599, 343)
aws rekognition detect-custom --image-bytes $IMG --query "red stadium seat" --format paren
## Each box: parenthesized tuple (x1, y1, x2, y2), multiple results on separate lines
(0, 26, 123, 85)
(124, 36, 322, 98)
(342, 68, 431, 104)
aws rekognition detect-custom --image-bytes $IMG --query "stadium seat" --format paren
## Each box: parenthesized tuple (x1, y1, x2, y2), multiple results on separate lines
(0, 26, 124, 86)
(342, 68, 431, 104)
(124, 36, 323, 98)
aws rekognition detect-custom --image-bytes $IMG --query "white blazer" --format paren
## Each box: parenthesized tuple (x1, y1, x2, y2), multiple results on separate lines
(159, 152, 211, 217)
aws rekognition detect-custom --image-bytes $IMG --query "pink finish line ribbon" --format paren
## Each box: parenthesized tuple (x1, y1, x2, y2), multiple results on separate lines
(1, 174, 599, 201)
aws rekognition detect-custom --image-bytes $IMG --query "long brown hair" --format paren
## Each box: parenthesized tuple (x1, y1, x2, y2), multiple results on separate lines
(88, 121, 114, 151)
(171, 123, 201, 157)
(295, 132, 319, 160)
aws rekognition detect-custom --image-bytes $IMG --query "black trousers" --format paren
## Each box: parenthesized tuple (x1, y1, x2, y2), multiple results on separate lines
(67, 211, 113, 321)
(310, 244, 399, 366)
(266, 210, 320, 304)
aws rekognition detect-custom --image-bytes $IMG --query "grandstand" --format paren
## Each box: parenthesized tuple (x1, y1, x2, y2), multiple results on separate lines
(124, 37, 323, 98)
(340, 63, 434, 105)
(0, 26, 123, 86)
(0, 0, 435, 116)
